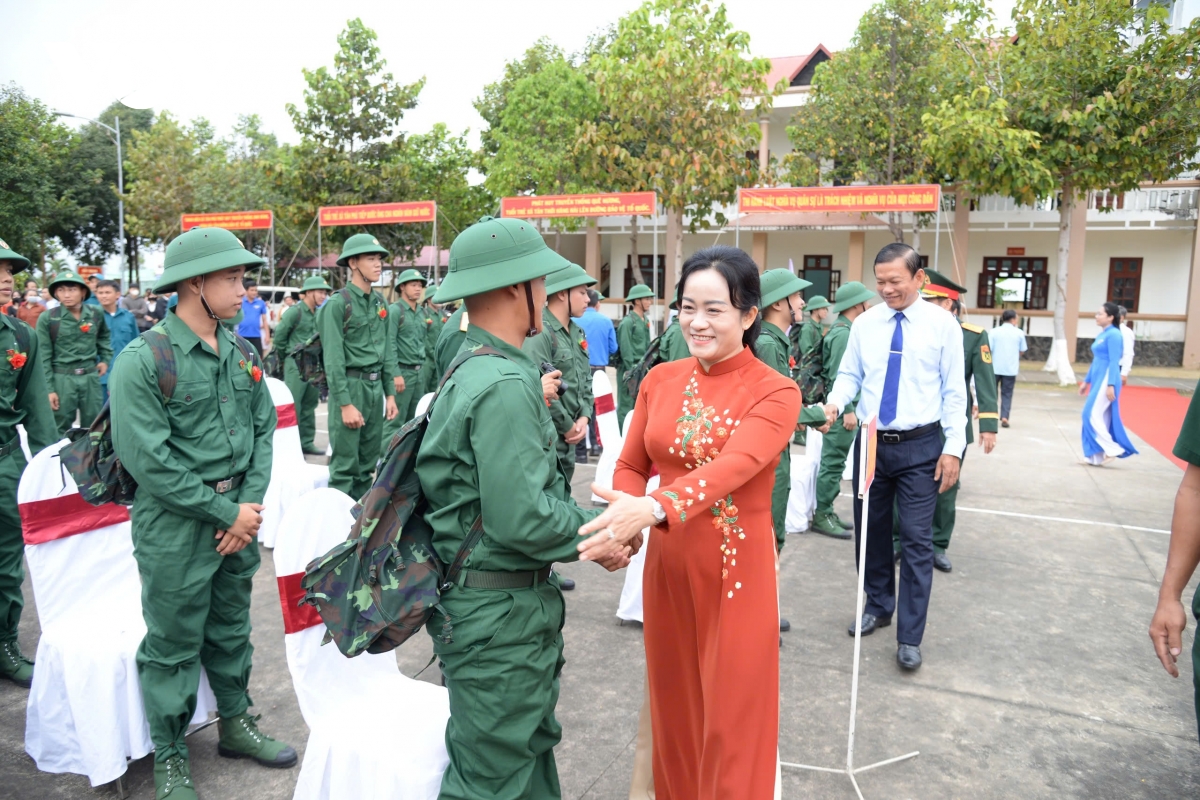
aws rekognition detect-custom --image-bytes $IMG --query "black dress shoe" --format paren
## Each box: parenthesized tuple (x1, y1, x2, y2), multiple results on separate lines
(780, 618, 791, 633)
(847, 612, 891, 637)
(933, 553, 953, 573)
(559, 577, 576, 591)
(575, 454, 589, 464)
(897, 644, 922, 670)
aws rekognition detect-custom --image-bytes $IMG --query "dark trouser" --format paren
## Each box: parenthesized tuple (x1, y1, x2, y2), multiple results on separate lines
(0, 448, 28, 642)
(997, 375, 1016, 420)
(853, 426, 941, 646)
(894, 444, 964, 555)
(243, 337, 263, 357)
(328, 375, 385, 500)
(578, 366, 605, 460)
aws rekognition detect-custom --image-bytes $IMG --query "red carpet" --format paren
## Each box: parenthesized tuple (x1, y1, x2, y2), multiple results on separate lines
(1118, 386, 1192, 470)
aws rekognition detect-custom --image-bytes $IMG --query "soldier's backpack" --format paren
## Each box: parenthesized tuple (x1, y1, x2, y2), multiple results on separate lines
(796, 333, 827, 406)
(299, 345, 506, 658)
(263, 345, 285, 381)
(291, 288, 353, 388)
(60, 324, 259, 507)
(622, 333, 665, 399)
(47, 304, 100, 343)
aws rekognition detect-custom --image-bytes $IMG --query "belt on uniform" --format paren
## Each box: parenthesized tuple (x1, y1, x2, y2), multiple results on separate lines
(345, 368, 382, 381)
(0, 437, 19, 460)
(456, 565, 554, 590)
(397, 364, 423, 371)
(53, 366, 96, 376)
(877, 422, 939, 444)
(204, 473, 246, 494)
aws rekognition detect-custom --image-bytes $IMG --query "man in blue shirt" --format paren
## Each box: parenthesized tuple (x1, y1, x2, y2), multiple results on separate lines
(988, 309, 1027, 427)
(83, 275, 101, 306)
(237, 278, 270, 356)
(573, 289, 618, 458)
(94, 280, 139, 403)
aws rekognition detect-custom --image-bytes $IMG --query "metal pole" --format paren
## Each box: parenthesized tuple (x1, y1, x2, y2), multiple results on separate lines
(115, 116, 125, 282)
(270, 224, 275, 282)
(317, 220, 322, 281)
(932, 187, 942, 273)
(432, 214, 439, 284)
(736, 188, 741, 250)
(652, 206, 659, 337)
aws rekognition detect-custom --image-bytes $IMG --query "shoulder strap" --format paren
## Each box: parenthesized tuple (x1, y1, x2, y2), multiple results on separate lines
(7, 317, 30, 356)
(141, 325, 178, 401)
(339, 287, 353, 332)
(230, 332, 258, 366)
(49, 306, 63, 342)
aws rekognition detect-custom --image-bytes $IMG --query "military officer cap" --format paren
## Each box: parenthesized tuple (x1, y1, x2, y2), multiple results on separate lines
(626, 284, 655, 302)
(300, 275, 333, 294)
(434, 216, 570, 303)
(396, 268, 427, 286)
(337, 233, 390, 268)
(155, 227, 266, 293)
(920, 268, 967, 300)
(0, 238, 30, 270)
(49, 268, 94, 301)
(805, 295, 831, 312)
(831, 281, 877, 313)
(545, 264, 597, 295)
(759, 268, 813, 309)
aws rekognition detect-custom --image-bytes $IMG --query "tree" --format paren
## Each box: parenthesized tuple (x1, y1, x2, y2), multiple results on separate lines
(578, 0, 775, 293)
(474, 38, 565, 164)
(923, 0, 1200, 382)
(402, 123, 493, 255)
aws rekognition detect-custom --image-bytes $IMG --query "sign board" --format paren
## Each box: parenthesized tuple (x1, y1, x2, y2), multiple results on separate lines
(739, 185, 940, 214)
(76, 266, 102, 278)
(857, 415, 878, 498)
(500, 191, 656, 219)
(319, 201, 436, 227)
(181, 210, 273, 231)
(1006, 247, 1025, 256)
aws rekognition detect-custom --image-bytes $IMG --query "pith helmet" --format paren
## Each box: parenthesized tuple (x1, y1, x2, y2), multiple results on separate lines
(396, 268, 427, 286)
(49, 269, 93, 301)
(545, 264, 597, 295)
(435, 216, 569, 303)
(155, 227, 265, 293)
(337, 233, 390, 268)
(626, 284, 654, 302)
(300, 276, 333, 293)
(831, 281, 877, 314)
(0, 238, 30, 270)
(759, 269, 813, 309)
(805, 295, 831, 312)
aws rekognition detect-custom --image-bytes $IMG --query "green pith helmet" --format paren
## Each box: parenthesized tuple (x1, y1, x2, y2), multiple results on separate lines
(48, 269, 92, 301)
(831, 281, 877, 314)
(545, 264, 597, 295)
(759, 268, 813, 309)
(0, 238, 30, 270)
(421, 284, 438, 303)
(155, 227, 265, 293)
(805, 295, 831, 312)
(300, 276, 333, 294)
(669, 285, 680, 310)
(396, 268, 427, 286)
(920, 267, 968, 299)
(337, 233, 390, 268)
(626, 284, 654, 302)
(435, 216, 569, 303)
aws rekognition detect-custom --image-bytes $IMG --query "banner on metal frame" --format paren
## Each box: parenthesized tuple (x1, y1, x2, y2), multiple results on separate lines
(500, 191, 656, 219)
(318, 201, 436, 227)
(181, 210, 273, 231)
(740, 185, 940, 214)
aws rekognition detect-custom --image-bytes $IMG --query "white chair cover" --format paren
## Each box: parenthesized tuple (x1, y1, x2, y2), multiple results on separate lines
(275, 488, 449, 800)
(785, 429, 822, 534)
(590, 373, 621, 504)
(21, 441, 216, 787)
(260, 377, 330, 548)
(616, 474, 659, 623)
(413, 391, 435, 419)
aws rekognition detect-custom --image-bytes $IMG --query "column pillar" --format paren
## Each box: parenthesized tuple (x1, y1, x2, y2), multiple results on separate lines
(1183, 216, 1200, 368)
(758, 117, 770, 173)
(952, 187, 970, 287)
(752, 232, 769, 272)
(665, 208, 681, 303)
(584, 219, 601, 282)
(1063, 191, 1089, 363)
(847, 231, 865, 284)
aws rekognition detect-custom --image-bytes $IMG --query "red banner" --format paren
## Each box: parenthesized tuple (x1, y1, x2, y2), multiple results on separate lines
(739, 185, 940, 214)
(181, 210, 273, 231)
(500, 192, 656, 219)
(319, 201, 436, 227)
(76, 266, 102, 278)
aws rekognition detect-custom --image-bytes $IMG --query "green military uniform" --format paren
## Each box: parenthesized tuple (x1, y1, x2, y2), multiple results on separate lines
(416, 216, 601, 800)
(272, 276, 331, 454)
(616, 284, 654, 426)
(420, 288, 445, 394)
(659, 318, 691, 362)
(38, 270, 112, 434)
(435, 304, 469, 378)
(1171, 385, 1200, 741)
(324, 235, 397, 499)
(523, 265, 597, 487)
(109, 227, 294, 799)
(382, 269, 429, 445)
(789, 296, 829, 446)
(0, 240, 59, 689)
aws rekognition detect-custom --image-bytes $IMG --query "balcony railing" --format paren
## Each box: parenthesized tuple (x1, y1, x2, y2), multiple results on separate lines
(972, 187, 1198, 217)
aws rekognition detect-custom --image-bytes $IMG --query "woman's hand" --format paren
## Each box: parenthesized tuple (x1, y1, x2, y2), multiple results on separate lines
(1105, 385, 1116, 402)
(1078, 382, 1090, 397)
(577, 484, 657, 562)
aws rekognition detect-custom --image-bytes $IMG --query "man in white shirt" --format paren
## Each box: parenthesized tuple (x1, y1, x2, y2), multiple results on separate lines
(1118, 306, 1135, 384)
(989, 309, 1027, 427)
(823, 243, 967, 671)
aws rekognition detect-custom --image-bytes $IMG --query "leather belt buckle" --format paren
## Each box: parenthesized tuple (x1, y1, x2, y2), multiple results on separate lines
(74, 368, 88, 375)
(367, 371, 379, 380)
(880, 431, 902, 444)
(214, 478, 234, 494)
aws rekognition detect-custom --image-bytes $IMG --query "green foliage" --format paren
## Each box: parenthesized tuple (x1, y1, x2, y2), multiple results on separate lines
(474, 38, 565, 163)
(402, 123, 493, 250)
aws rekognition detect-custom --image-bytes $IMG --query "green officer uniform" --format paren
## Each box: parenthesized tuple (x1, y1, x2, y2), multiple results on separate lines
(523, 264, 597, 487)
(272, 276, 331, 454)
(616, 284, 654, 426)
(436, 304, 469, 378)
(324, 234, 397, 499)
(0, 240, 59, 689)
(1171, 385, 1200, 741)
(420, 287, 445, 394)
(417, 217, 601, 800)
(38, 270, 112, 434)
(382, 269, 429, 445)
(109, 227, 294, 800)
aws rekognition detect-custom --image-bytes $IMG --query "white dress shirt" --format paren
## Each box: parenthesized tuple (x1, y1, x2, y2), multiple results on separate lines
(1119, 323, 1135, 377)
(827, 297, 968, 457)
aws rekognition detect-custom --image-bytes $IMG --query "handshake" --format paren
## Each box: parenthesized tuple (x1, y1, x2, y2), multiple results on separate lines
(798, 403, 857, 434)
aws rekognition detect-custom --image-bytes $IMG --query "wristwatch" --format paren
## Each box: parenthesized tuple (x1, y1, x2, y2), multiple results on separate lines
(650, 498, 667, 524)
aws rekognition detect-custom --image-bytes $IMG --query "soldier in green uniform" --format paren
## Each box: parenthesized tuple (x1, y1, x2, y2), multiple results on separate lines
(790, 295, 830, 381)
(616, 284, 654, 427)
(109, 227, 296, 800)
(38, 269, 112, 434)
(811, 281, 877, 539)
(419, 284, 445, 394)
(0, 239, 58, 689)
(416, 216, 630, 800)
(657, 286, 691, 362)
(323, 234, 399, 498)
(382, 268, 428, 444)
(272, 275, 330, 455)
(435, 301, 468, 377)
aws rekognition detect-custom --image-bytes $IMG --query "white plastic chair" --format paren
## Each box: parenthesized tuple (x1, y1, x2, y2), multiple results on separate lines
(591, 372, 621, 504)
(260, 377, 330, 549)
(616, 474, 659, 624)
(275, 488, 450, 800)
(21, 441, 216, 788)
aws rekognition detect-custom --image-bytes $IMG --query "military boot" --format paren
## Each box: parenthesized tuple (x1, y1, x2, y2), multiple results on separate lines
(832, 512, 855, 531)
(810, 512, 852, 540)
(154, 755, 197, 800)
(0, 639, 34, 688)
(217, 713, 298, 768)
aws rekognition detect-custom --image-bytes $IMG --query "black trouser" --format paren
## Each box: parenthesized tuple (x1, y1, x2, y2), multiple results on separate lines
(997, 375, 1016, 420)
(579, 366, 606, 459)
(852, 425, 941, 646)
(243, 336, 263, 357)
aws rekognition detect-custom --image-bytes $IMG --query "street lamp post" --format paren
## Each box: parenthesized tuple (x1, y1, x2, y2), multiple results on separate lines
(54, 112, 125, 283)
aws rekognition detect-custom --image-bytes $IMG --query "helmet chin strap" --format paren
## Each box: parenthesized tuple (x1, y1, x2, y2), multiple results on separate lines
(197, 276, 222, 321)
(524, 282, 539, 338)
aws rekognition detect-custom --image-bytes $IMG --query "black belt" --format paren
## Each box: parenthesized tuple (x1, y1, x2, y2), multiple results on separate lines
(456, 566, 553, 590)
(204, 474, 246, 494)
(877, 422, 939, 444)
(0, 437, 18, 460)
(397, 364, 423, 371)
(54, 366, 96, 376)
(345, 368, 382, 381)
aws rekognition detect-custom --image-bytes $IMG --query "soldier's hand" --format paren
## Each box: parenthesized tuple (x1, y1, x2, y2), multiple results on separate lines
(96, 362, 108, 377)
(979, 431, 997, 455)
(394, 375, 406, 394)
(842, 411, 858, 431)
(48, 392, 59, 411)
(627, 532, 645, 557)
(821, 403, 838, 427)
(385, 396, 399, 421)
(1150, 596, 1188, 678)
(972, 404, 978, 419)
(593, 546, 633, 572)
(578, 484, 657, 563)
(816, 422, 831, 434)
(217, 503, 264, 554)
(541, 370, 562, 405)
(934, 454, 960, 494)
(341, 404, 365, 429)
(564, 417, 588, 445)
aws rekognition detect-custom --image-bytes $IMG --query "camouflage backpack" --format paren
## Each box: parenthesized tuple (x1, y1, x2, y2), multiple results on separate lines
(291, 288, 353, 388)
(60, 324, 258, 506)
(796, 330, 827, 406)
(262, 346, 285, 381)
(622, 333, 665, 399)
(299, 344, 507, 658)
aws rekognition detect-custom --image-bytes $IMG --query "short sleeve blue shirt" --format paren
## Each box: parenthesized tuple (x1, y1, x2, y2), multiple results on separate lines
(238, 297, 268, 338)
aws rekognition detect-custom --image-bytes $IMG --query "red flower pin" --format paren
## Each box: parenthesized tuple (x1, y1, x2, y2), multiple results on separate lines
(579, 337, 588, 352)
(240, 359, 262, 382)
(378, 307, 387, 320)
(789, 355, 796, 369)
(6, 349, 26, 370)
(80, 323, 91, 333)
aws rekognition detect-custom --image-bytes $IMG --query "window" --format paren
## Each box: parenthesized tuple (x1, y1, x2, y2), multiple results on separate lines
(978, 256, 1049, 310)
(624, 255, 666, 299)
(799, 255, 840, 301)
(1108, 258, 1142, 313)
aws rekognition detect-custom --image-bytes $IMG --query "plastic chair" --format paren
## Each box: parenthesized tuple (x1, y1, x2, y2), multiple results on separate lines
(591, 372, 621, 504)
(616, 474, 658, 624)
(260, 377, 330, 548)
(21, 441, 216, 789)
(275, 488, 450, 800)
